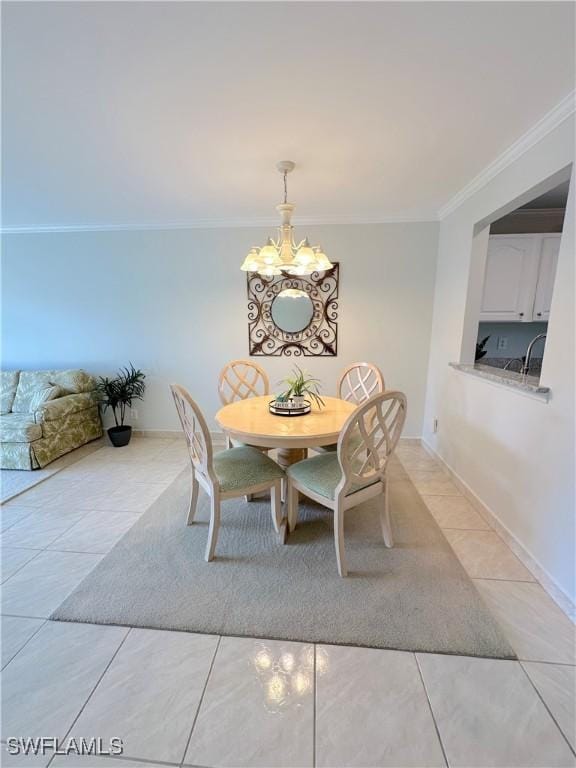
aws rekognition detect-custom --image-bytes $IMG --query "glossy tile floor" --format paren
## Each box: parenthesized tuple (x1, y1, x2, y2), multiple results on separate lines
(1, 438, 575, 767)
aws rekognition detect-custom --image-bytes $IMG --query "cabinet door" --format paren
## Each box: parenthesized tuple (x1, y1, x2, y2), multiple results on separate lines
(479, 236, 539, 322)
(533, 235, 560, 321)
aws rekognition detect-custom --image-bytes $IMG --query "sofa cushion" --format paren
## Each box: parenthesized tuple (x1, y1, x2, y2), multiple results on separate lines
(0, 413, 42, 442)
(0, 371, 20, 414)
(51, 370, 96, 395)
(36, 392, 98, 421)
(28, 385, 64, 413)
(12, 370, 96, 412)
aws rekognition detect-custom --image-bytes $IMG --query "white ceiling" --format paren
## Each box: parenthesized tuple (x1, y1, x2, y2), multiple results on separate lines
(2, 1, 574, 230)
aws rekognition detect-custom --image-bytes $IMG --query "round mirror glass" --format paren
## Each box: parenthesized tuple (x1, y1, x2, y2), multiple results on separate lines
(271, 289, 314, 333)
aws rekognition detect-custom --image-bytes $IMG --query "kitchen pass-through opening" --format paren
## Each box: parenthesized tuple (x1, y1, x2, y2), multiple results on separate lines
(465, 168, 572, 387)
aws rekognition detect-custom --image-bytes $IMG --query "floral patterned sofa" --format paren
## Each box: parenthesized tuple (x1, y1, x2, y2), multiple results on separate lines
(1, 369, 103, 470)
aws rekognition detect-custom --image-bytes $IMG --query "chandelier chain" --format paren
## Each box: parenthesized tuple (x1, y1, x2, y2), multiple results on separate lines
(283, 171, 288, 205)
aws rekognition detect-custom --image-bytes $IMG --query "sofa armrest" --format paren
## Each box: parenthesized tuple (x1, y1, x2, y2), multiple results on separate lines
(35, 392, 98, 422)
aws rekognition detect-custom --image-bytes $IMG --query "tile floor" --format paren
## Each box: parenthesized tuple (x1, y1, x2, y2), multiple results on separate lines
(1, 438, 574, 767)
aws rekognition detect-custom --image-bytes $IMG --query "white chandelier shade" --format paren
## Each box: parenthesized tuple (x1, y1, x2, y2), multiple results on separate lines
(240, 162, 333, 277)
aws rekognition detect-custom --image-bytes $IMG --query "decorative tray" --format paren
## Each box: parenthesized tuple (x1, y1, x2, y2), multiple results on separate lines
(269, 399, 311, 417)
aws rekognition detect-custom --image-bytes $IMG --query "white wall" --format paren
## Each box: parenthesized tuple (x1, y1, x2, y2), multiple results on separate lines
(1, 222, 438, 437)
(424, 117, 575, 603)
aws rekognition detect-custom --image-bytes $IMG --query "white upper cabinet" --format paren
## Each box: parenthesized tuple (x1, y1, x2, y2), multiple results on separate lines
(533, 236, 560, 321)
(479, 234, 561, 322)
(479, 236, 539, 322)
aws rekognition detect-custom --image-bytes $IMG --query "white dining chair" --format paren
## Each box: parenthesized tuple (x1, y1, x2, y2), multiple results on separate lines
(218, 359, 270, 405)
(338, 362, 385, 404)
(316, 362, 385, 453)
(218, 359, 272, 499)
(170, 384, 284, 562)
(286, 391, 407, 577)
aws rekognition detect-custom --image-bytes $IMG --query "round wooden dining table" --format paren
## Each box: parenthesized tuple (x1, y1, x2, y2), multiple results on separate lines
(215, 395, 357, 470)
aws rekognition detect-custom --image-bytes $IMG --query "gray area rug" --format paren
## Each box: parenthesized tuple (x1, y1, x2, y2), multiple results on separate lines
(52, 466, 515, 658)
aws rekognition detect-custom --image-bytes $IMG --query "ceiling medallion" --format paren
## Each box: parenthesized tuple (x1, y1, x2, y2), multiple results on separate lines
(240, 161, 333, 277)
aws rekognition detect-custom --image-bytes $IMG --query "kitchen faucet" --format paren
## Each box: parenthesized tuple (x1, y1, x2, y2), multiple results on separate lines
(522, 333, 547, 376)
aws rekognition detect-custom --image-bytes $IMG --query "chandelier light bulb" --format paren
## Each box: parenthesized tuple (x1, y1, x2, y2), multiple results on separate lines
(313, 248, 333, 270)
(240, 247, 262, 271)
(259, 238, 281, 266)
(295, 239, 315, 266)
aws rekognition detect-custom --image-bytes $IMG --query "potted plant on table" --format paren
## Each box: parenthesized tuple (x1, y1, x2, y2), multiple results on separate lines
(276, 365, 325, 409)
(97, 363, 146, 447)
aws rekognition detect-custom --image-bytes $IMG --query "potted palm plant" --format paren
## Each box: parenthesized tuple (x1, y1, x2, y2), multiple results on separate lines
(277, 365, 325, 409)
(97, 364, 146, 447)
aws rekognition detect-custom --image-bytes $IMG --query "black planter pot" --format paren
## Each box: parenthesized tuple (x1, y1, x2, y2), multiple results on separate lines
(108, 425, 132, 447)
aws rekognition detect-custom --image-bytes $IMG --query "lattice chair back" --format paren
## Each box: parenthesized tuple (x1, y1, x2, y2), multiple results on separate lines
(337, 362, 385, 405)
(170, 384, 216, 487)
(218, 360, 270, 405)
(336, 391, 406, 495)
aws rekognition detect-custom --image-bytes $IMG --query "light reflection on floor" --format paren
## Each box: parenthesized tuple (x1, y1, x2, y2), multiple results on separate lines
(251, 642, 329, 713)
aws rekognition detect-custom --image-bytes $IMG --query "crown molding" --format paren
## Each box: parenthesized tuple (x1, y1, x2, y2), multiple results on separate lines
(3, 92, 572, 234)
(438, 90, 576, 221)
(0, 211, 439, 234)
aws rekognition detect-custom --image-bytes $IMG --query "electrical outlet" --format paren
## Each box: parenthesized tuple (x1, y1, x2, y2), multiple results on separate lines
(433, 418, 438, 434)
(497, 336, 508, 351)
(131, 408, 138, 420)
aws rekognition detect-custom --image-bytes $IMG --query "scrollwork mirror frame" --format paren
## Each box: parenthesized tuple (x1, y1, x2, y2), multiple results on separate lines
(247, 264, 339, 356)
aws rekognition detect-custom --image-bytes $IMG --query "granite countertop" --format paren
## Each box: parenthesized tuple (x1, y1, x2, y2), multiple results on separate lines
(481, 357, 543, 375)
(449, 363, 550, 399)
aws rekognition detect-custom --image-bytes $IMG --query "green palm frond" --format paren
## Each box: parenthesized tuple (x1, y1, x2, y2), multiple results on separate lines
(96, 363, 146, 426)
(277, 365, 325, 408)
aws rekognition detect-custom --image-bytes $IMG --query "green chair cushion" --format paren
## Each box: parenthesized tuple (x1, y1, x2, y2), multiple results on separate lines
(214, 446, 284, 493)
(287, 452, 379, 500)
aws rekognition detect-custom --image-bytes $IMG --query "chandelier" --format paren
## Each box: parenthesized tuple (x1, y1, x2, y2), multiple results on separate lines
(240, 161, 333, 277)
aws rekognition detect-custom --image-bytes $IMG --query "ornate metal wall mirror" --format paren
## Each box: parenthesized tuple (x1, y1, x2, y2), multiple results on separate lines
(247, 264, 339, 356)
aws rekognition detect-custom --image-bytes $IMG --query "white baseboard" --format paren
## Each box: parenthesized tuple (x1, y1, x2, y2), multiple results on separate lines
(422, 439, 576, 622)
(133, 429, 184, 440)
(133, 429, 222, 442)
(133, 429, 227, 446)
(398, 436, 422, 446)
